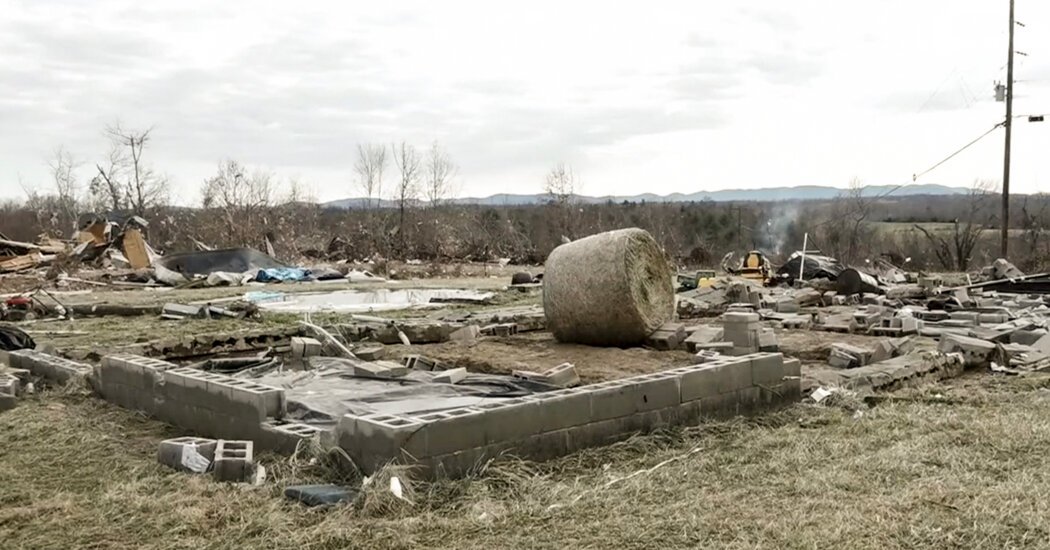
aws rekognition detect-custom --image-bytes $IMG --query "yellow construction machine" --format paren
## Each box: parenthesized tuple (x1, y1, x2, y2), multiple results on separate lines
(720, 250, 773, 285)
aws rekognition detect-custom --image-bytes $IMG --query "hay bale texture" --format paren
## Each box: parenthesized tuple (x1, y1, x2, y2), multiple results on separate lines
(543, 228, 674, 346)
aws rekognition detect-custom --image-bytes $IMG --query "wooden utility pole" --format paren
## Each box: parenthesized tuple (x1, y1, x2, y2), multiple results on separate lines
(1001, 0, 1015, 258)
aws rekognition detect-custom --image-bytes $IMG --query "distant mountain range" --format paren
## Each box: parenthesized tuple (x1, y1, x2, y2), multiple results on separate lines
(323, 184, 968, 209)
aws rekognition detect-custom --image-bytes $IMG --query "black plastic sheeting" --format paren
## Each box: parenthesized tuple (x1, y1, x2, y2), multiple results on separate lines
(0, 325, 35, 351)
(776, 254, 845, 282)
(154, 247, 287, 277)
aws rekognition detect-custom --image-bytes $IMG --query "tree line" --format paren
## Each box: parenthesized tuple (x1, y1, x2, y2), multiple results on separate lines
(3, 125, 1050, 274)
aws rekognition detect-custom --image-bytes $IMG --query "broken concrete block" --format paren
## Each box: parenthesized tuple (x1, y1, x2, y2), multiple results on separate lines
(448, 325, 480, 343)
(540, 362, 580, 388)
(831, 343, 871, 366)
(757, 328, 778, 352)
(354, 360, 408, 379)
(0, 373, 20, 396)
(353, 344, 385, 361)
(259, 420, 327, 454)
(158, 436, 217, 473)
(512, 369, 543, 382)
(403, 355, 447, 371)
(870, 340, 895, 364)
(481, 323, 518, 337)
(775, 299, 800, 313)
(646, 329, 685, 351)
(684, 326, 723, 353)
(918, 276, 942, 289)
(162, 303, 202, 319)
(213, 440, 254, 482)
(432, 367, 468, 384)
(290, 337, 323, 358)
(0, 393, 16, 412)
(694, 350, 722, 364)
(828, 347, 859, 369)
(938, 334, 996, 367)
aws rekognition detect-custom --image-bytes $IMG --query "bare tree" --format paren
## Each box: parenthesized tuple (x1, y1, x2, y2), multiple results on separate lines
(48, 147, 81, 233)
(201, 159, 274, 245)
(354, 143, 387, 209)
(544, 162, 577, 205)
(424, 142, 458, 206)
(104, 123, 168, 215)
(90, 144, 127, 212)
(821, 178, 874, 265)
(284, 178, 317, 205)
(544, 163, 580, 240)
(915, 180, 995, 271)
(391, 141, 421, 248)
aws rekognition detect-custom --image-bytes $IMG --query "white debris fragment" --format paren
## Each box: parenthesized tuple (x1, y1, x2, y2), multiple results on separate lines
(810, 387, 833, 403)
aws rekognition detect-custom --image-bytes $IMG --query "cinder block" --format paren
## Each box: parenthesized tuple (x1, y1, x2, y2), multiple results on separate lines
(212, 440, 254, 482)
(698, 391, 739, 419)
(783, 357, 801, 378)
(0, 393, 17, 411)
(482, 323, 518, 337)
(158, 436, 217, 472)
(468, 398, 543, 446)
(722, 325, 756, 348)
(757, 329, 778, 352)
(723, 312, 760, 324)
(533, 388, 594, 432)
(290, 337, 323, 358)
(426, 446, 491, 478)
(354, 360, 408, 379)
(259, 420, 326, 454)
(0, 373, 20, 396)
(353, 344, 385, 361)
(223, 378, 285, 419)
(432, 367, 468, 384)
(586, 381, 638, 421)
(22, 353, 92, 384)
(337, 413, 427, 472)
(414, 407, 489, 456)
(540, 362, 580, 387)
(680, 359, 752, 401)
(750, 353, 784, 385)
(735, 386, 762, 414)
(403, 355, 444, 371)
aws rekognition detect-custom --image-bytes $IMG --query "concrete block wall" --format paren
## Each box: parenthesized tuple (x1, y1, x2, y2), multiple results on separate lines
(336, 352, 799, 478)
(8, 349, 93, 384)
(95, 354, 294, 443)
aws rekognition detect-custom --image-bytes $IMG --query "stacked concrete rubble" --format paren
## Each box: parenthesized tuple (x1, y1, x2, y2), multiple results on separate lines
(721, 312, 778, 355)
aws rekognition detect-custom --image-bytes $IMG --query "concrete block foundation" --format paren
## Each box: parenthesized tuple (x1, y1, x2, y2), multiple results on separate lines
(336, 352, 797, 478)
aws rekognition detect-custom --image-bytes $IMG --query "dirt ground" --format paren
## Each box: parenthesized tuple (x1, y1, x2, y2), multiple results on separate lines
(386, 331, 699, 383)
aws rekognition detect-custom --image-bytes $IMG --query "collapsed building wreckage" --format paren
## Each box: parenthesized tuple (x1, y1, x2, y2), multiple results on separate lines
(2, 226, 1049, 494)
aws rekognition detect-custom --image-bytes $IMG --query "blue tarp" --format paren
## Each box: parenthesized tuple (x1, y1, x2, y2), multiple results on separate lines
(255, 267, 311, 283)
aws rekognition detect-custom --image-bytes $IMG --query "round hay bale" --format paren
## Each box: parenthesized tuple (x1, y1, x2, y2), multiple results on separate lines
(511, 271, 534, 285)
(543, 228, 673, 346)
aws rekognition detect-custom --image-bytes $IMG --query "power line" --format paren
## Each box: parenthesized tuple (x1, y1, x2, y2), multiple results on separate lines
(911, 123, 1004, 184)
(872, 122, 1003, 202)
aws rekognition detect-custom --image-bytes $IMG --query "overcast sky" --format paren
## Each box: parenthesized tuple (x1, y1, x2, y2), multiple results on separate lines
(2, 0, 1048, 204)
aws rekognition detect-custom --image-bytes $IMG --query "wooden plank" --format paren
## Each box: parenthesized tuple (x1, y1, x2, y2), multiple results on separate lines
(122, 228, 151, 269)
(0, 252, 41, 273)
